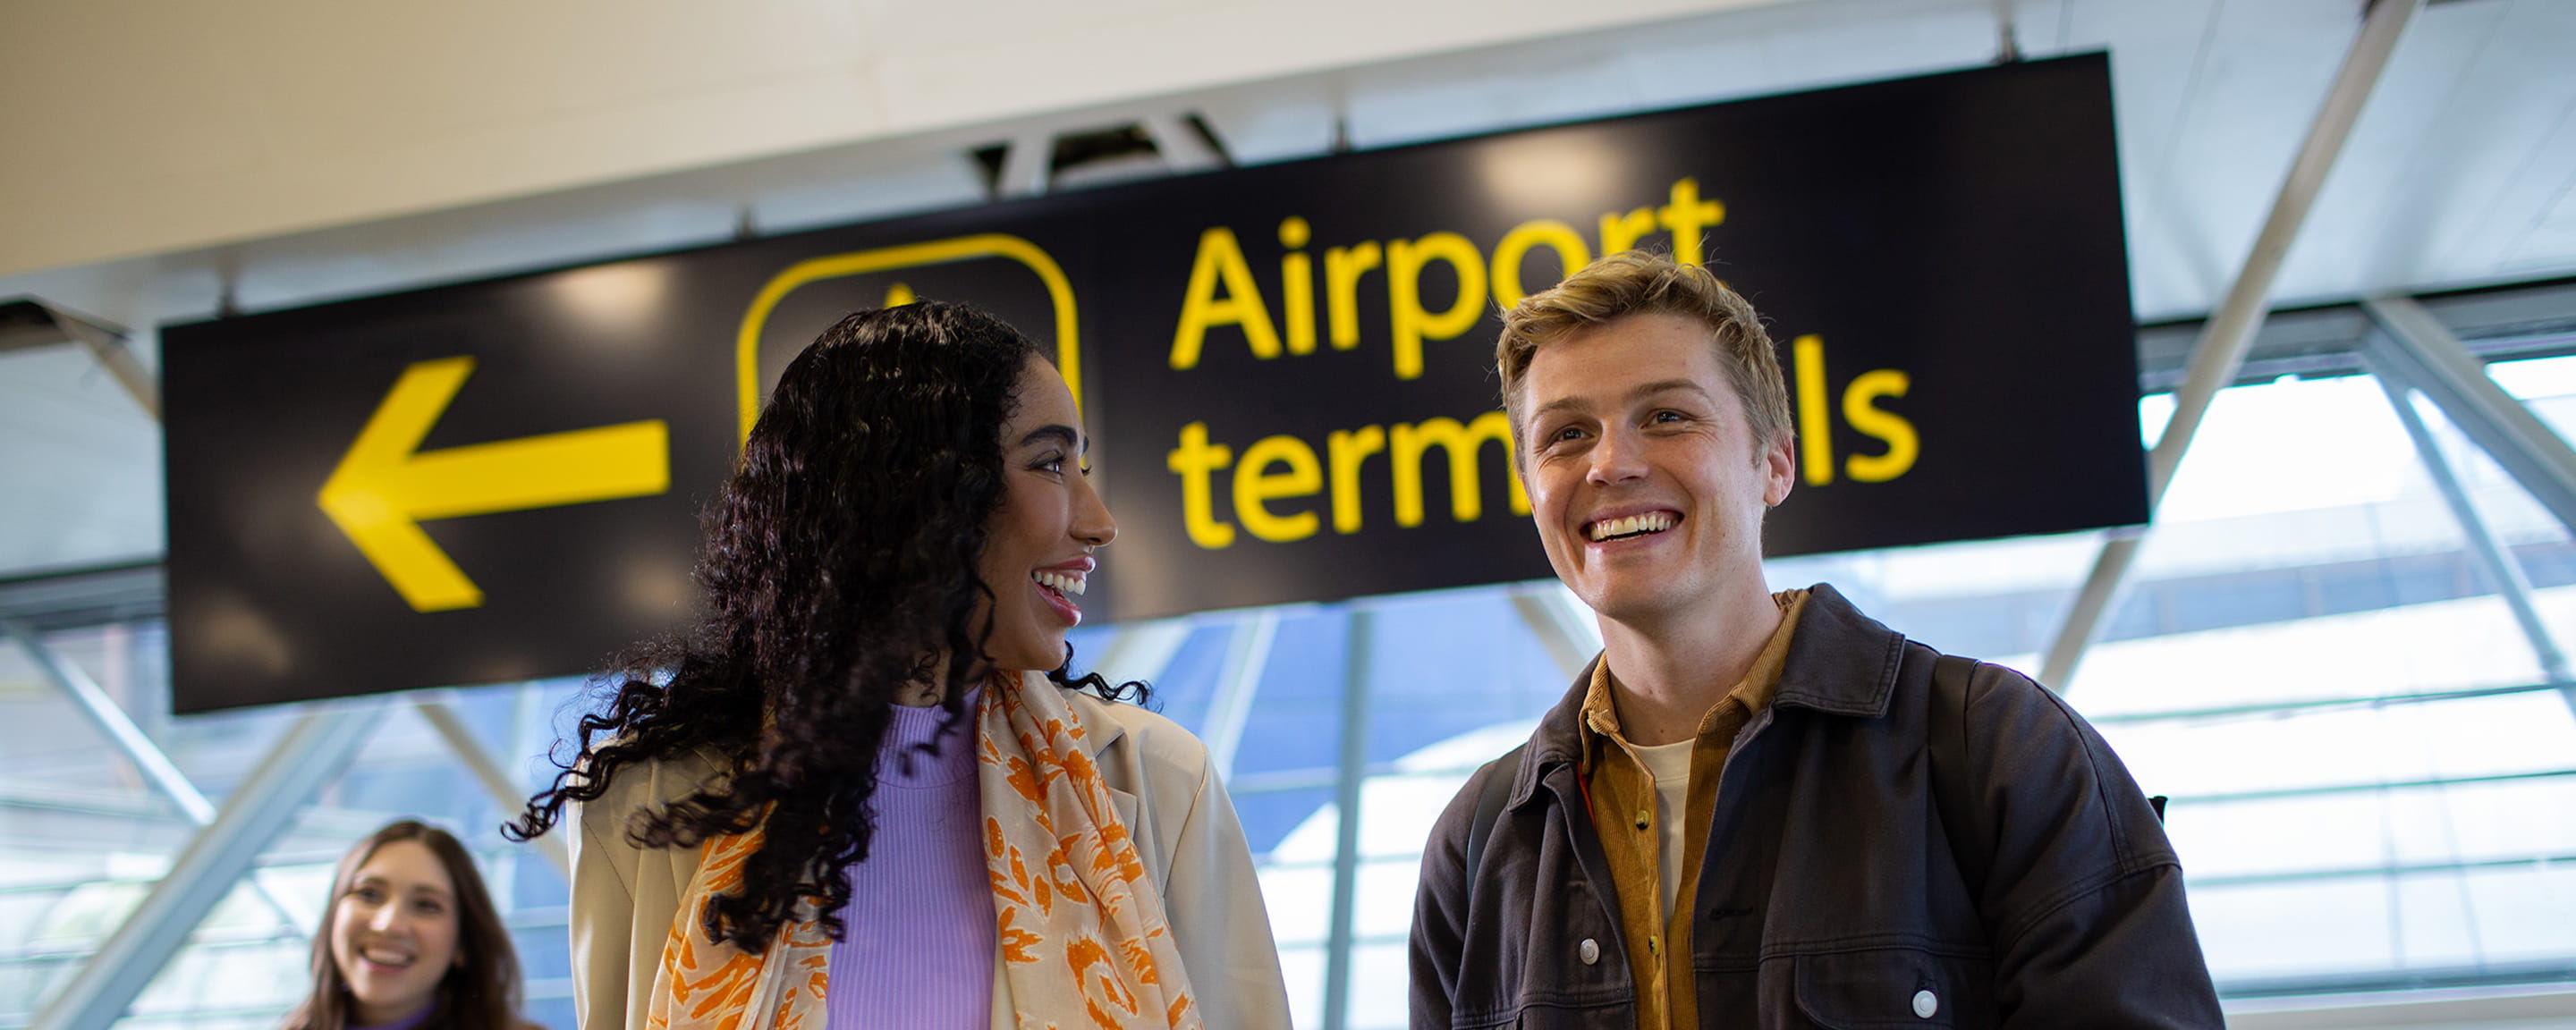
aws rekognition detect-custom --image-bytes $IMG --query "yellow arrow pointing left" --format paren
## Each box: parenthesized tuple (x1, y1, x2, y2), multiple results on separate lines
(318, 356, 671, 612)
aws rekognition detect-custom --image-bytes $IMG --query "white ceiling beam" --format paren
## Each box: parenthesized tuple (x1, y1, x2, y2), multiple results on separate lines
(2363, 294, 2576, 535)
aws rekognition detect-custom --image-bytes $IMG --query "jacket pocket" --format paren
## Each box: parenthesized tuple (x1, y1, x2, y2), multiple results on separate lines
(1790, 948, 1995, 1029)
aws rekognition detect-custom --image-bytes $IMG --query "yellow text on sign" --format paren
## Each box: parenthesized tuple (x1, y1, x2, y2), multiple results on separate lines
(1168, 178, 1726, 379)
(317, 356, 670, 612)
(1791, 334, 1918, 486)
(1165, 410, 1530, 549)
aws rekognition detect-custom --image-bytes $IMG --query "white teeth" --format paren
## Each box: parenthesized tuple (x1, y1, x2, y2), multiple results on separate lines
(1033, 570, 1087, 596)
(1587, 512, 1676, 541)
(362, 949, 412, 966)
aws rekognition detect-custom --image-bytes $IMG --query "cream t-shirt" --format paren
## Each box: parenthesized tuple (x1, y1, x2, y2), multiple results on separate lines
(1634, 738, 1695, 920)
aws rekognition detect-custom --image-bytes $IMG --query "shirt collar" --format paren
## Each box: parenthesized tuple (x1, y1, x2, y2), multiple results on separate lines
(1579, 589, 1809, 756)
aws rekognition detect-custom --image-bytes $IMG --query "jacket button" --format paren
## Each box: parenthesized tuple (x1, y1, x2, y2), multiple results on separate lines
(1633, 809, 1649, 830)
(1913, 989, 1938, 1018)
(1579, 938, 1599, 965)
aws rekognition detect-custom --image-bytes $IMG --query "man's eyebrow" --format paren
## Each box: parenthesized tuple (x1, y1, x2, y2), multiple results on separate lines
(1531, 394, 1585, 419)
(1627, 378, 1713, 403)
(1017, 424, 1085, 452)
(1531, 378, 1712, 418)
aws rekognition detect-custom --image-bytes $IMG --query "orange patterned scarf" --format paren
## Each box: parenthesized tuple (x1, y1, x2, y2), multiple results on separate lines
(646, 671, 1202, 1030)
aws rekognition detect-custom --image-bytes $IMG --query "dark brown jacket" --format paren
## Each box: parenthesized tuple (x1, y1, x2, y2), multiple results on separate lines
(1410, 584, 2223, 1028)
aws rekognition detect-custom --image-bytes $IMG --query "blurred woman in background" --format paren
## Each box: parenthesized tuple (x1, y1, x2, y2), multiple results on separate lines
(283, 820, 531, 1030)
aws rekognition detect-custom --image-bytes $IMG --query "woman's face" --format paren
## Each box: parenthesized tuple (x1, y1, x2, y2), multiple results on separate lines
(328, 839, 462, 1026)
(975, 354, 1116, 671)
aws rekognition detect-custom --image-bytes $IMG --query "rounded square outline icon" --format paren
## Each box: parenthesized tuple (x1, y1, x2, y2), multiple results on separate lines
(734, 233, 1082, 443)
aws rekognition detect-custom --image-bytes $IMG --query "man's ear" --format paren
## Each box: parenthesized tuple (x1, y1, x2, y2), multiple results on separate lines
(1760, 435, 1795, 507)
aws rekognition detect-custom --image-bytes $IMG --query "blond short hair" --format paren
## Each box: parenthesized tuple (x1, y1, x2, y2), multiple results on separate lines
(1496, 249, 1792, 455)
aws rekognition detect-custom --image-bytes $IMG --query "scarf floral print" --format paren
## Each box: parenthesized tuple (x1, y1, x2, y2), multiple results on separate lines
(646, 671, 1202, 1030)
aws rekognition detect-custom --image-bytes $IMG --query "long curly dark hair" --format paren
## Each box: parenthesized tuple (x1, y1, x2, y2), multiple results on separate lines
(508, 301, 1140, 952)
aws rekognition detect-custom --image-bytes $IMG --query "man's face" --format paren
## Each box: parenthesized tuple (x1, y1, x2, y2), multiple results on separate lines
(1517, 313, 1793, 626)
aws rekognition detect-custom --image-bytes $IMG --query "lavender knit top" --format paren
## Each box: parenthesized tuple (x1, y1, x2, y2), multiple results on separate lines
(826, 690, 992, 1029)
(347, 1006, 434, 1030)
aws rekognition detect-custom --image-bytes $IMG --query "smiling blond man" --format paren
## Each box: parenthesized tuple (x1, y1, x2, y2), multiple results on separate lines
(1408, 250, 2221, 1029)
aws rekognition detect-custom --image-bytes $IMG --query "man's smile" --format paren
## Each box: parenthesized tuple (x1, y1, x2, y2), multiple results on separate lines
(1585, 510, 1681, 542)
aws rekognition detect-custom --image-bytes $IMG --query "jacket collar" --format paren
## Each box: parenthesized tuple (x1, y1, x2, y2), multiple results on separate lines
(1508, 581, 1902, 810)
(1057, 680, 1128, 756)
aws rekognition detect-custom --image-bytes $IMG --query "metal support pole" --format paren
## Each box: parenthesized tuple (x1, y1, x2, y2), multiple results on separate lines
(2365, 365, 2575, 712)
(33, 700, 384, 1030)
(1201, 611, 1280, 776)
(2, 618, 309, 936)
(1510, 582, 1602, 681)
(5, 619, 213, 823)
(1140, 113, 1225, 173)
(414, 697, 572, 877)
(0, 300, 157, 420)
(2040, 0, 2422, 691)
(55, 317, 158, 421)
(2364, 296, 2576, 536)
(2040, 531, 2145, 690)
(994, 131, 1054, 199)
(1320, 604, 1376, 1030)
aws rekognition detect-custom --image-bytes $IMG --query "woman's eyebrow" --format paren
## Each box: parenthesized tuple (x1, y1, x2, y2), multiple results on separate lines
(1018, 425, 1082, 451)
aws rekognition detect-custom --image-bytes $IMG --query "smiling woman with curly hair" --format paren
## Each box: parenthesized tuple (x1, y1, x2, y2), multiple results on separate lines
(507, 301, 1289, 1030)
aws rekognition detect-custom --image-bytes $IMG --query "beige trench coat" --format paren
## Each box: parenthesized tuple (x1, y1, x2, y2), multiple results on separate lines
(568, 686, 1295, 1030)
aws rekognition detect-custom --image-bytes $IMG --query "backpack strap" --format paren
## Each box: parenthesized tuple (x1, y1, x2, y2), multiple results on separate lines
(1464, 743, 1528, 879)
(1926, 654, 1992, 901)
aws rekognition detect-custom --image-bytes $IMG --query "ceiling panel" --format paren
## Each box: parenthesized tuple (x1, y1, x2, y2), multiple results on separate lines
(2123, 0, 2358, 317)
(2275, 0, 2576, 306)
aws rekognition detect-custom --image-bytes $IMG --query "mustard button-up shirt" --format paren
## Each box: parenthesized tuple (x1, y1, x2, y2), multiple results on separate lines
(1579, 589, 1808, 1030)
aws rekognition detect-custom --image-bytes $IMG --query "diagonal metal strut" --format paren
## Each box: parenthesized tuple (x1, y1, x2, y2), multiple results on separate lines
(2363, 295, 2576, 536)
(32, 701, 384, 1030)
(1, 618, 312, 937)
(2040, 0, 2424, 691)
